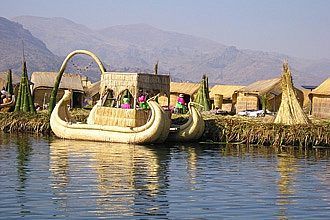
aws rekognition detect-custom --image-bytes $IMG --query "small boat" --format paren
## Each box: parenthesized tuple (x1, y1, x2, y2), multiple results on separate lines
(50, 90, 171, 144)
(167, 102, 205, 142)
(0, 95, 15, 112)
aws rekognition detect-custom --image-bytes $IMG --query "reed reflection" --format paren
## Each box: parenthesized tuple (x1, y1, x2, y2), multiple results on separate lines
(176, 144, 203, 187)
(0, 131, 11, 145)
(15, 135, 33, 216)
(49, 139, 170, 217)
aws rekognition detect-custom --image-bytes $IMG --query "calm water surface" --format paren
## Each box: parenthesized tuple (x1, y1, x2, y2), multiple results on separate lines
(0, 132, 329, 219)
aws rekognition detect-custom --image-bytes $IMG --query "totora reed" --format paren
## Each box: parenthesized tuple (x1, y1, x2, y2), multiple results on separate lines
(1, 111, 330, 147)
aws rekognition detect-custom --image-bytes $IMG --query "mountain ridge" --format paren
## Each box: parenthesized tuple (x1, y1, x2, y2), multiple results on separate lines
(0, 17, 60, 75)
(8, 16, 330, 86)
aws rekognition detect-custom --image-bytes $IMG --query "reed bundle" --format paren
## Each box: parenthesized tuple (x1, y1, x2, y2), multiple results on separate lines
(194, 75, 211, 111)
(14, 61, 36, 113)
(274, 62, 310, 125)
(94, 107, 149, 127)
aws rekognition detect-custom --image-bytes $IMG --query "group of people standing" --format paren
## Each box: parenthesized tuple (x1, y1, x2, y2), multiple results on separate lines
(100, 88, 187, 114)
(101, 87, 150, 110)
(121, 91, 150, 110)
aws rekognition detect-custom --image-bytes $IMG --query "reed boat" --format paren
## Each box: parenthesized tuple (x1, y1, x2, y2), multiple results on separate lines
(50, 90, 171, 144)
(0, 95, 15, 112)
(167, 102, 205, 142)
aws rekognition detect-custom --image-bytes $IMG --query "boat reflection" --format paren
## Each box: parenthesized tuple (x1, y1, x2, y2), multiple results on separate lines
(49, 139, 170, 217)
(276, 149, 298, 220)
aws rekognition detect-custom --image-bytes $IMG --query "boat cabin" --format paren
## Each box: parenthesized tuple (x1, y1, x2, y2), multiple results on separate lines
(92, 72, 170, 127)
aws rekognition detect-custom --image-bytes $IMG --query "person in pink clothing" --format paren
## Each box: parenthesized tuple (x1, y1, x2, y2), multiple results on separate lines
(121, 97, 131, 109)
(175, 94, 186, 113)
(138, 92, 149, 110)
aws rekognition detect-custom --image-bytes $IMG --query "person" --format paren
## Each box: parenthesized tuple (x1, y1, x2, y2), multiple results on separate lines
(175, 94, 187, 114)
(138, 91, 149, 110)
(121, 97, 131, 109)
(2, 95, 11, 104)
(35, 104, 42, 111)
(1, 87, 8, 97)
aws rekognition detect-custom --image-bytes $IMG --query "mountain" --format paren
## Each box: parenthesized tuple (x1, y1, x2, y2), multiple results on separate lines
(0, 17, 60, 75)
(12, 16, 330, 86)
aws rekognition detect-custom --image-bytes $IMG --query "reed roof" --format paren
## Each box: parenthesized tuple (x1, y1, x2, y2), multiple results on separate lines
(210, 84, 245, 99)
(31, 72, 84, 91)
(0, 71, 21, 88)
(237, 78, 281, 96)
(85, 80, 100, 97)
(101, 72, 170, 97)
(170, 82, 200, 96)
(309, 77, 330, 96)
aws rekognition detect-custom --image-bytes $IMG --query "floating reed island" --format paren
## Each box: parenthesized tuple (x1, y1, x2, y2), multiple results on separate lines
(1, 110, 330, 147)
(0, 109, 90, 134)
(201, 113, 330, 147)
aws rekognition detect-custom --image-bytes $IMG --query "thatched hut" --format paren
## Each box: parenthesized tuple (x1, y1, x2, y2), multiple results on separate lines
(234, 78, 304, 114)
(31, 72, 84, 109)
(100, 72, 170, 108)
(301, 85, 317, 113)
(169, 82, 200, 107)
(209, 84, 245, 112)
(308, 77, 330, 118)
(0, 71, 21, 95)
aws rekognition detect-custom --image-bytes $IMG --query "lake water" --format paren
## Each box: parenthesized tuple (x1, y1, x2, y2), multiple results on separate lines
(0, 132, 329, 219)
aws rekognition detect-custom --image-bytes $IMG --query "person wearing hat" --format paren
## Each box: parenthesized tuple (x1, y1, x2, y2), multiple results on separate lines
(138, 91, 149, 110)
(121, 97, 131, 109)
(175, 94, 186, 114)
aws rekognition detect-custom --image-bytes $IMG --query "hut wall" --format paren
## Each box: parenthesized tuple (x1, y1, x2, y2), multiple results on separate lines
(170, 94, 178, 107)
(236, 93, 259, 113)
(311, 95, 330, 118)
(94, 107, 149, 127)
(33, 88, 52, 107)
(302, 89, 312, 111)
(101, 73, 138, 98)
(33, 88, 82, 108)
(137, 74, 170, 96)
(158, 95, 169, 106)
(267, 95, 282, 112)
(212, 98, 235, 112)
(222, 103, 232, 112)
(101, 73, 170, 100)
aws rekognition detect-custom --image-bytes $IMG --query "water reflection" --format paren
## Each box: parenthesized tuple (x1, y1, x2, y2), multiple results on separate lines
(49, 139, 171, 217)
(15, 135, 33, 216)
(276, 151, 298, 220)
(1, 131, 329, 219)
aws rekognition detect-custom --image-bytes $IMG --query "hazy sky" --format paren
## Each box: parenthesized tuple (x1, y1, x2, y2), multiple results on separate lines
(1, 0, 330, 60)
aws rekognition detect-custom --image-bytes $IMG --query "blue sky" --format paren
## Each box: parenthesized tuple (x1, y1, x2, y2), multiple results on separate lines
(1, 0, 330, 59)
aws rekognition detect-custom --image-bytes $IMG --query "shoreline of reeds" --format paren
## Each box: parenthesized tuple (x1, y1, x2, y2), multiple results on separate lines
(1, 111, 330, 147)
(201, 113, 330, 147)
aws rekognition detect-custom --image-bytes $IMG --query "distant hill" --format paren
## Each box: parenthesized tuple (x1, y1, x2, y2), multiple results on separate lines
(0, 17, 60, 76)
(12, 16, 330, 86)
